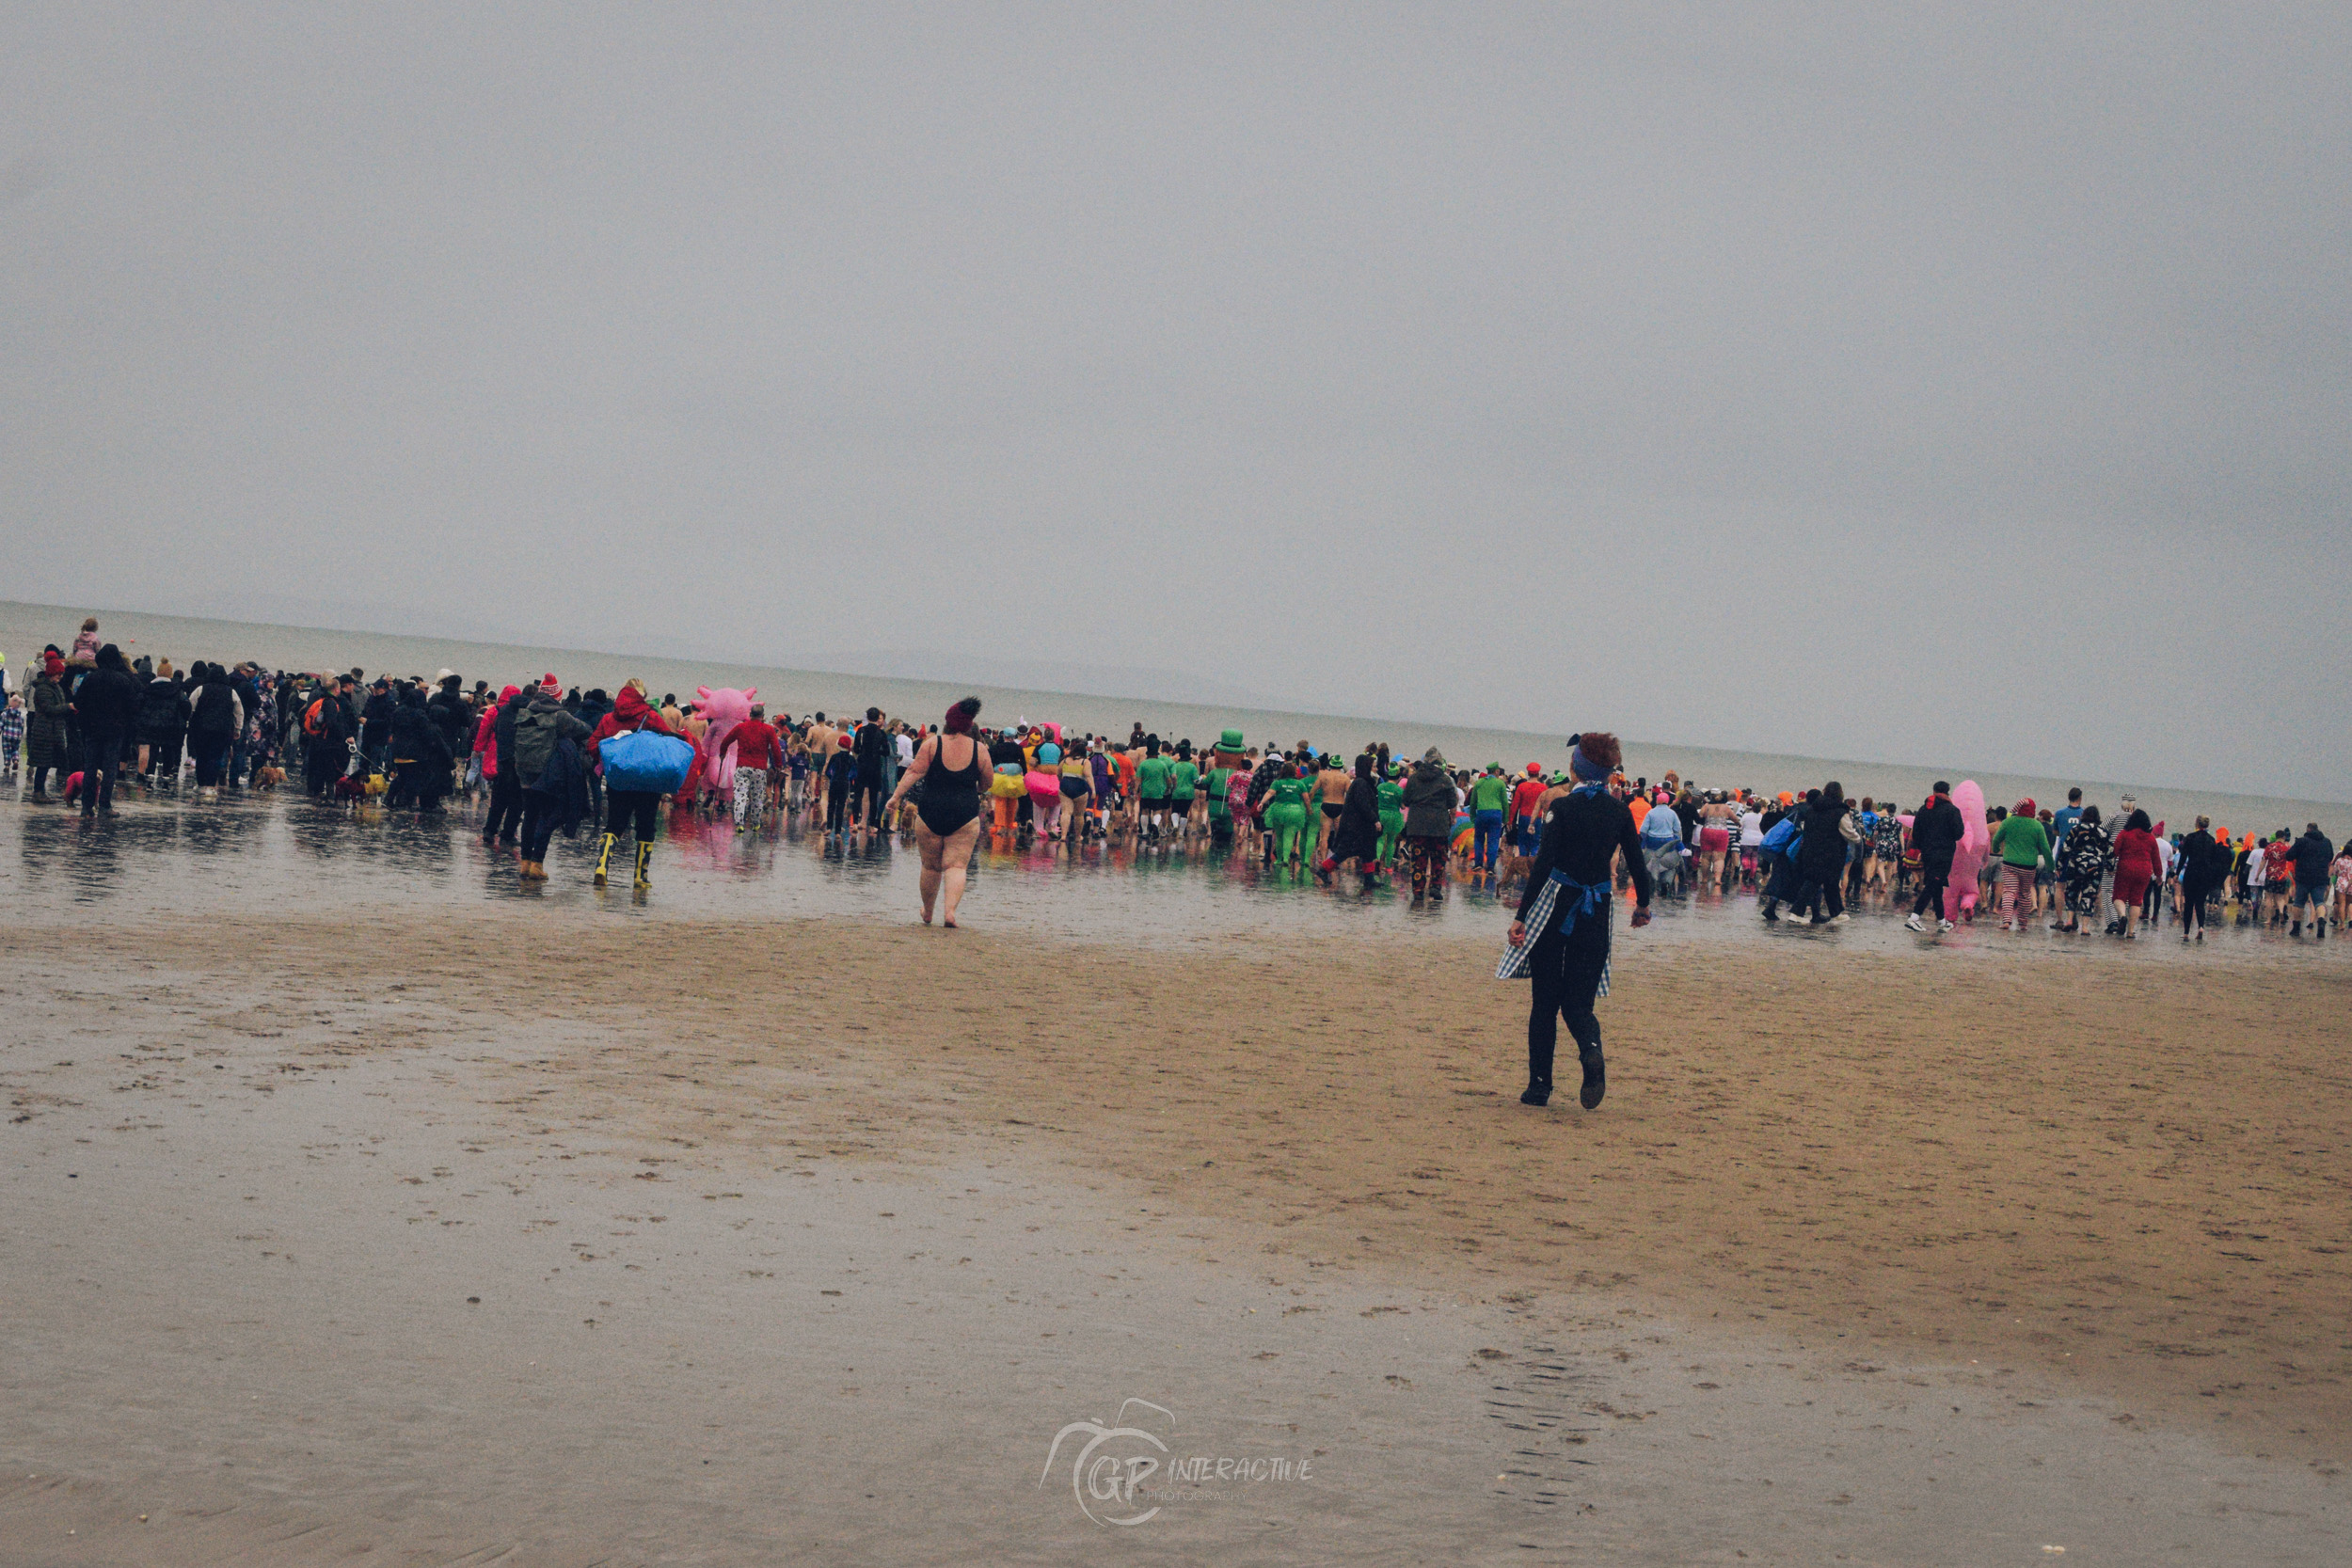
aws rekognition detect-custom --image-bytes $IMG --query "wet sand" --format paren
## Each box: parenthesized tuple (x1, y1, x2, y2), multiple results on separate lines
(3, 906, 2344, 1562)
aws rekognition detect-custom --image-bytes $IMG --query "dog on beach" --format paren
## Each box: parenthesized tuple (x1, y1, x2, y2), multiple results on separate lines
(1494, 847, 1534, 895)
(253, 764, 286, 789)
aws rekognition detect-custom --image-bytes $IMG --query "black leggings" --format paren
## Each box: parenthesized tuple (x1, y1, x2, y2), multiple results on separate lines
(1527, 911, 1611, 1088)
(2182, 879, 2213, 932)
(1795, 874, 1845, 921)
(519, 789, 561, 860)
(31, 764, 57, 795)
(1912, 864, 1950, 918)
(606, 789, 660, 843)
(825, 782, 852, 832)
(484, 772, 523, 842)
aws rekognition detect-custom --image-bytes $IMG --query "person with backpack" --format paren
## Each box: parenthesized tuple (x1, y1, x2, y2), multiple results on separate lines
(585, 679, 684, 888)
(302, 675, 358, 797)
(510, 675, 590, 879)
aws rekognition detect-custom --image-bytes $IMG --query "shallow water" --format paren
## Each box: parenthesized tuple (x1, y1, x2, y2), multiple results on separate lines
(4, 784, 2330, 975)
(6, 597, 2344, 843)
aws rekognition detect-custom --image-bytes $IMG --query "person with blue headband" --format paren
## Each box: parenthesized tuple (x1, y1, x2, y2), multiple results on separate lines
(1498, 731, 1651, 1109)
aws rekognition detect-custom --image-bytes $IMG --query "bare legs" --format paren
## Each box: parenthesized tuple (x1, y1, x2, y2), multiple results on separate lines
(916, 818, 984, 927)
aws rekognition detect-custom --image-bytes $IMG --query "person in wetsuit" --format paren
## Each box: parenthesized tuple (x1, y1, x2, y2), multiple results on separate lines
(886, 696, 989, 927)
(1503, 731, 1651, 1110)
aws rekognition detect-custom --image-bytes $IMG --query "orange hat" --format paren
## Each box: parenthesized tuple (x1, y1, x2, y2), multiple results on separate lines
(1778, 791, 1793, 806)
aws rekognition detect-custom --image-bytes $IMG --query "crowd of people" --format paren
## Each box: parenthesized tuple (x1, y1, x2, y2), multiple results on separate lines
(5, 617, 2346, 946)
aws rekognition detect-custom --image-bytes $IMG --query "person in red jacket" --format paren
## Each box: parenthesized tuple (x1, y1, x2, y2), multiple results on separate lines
(475, 685, 525, 847)
(725, 705, 782, 832)
(585, 680, 682, 887)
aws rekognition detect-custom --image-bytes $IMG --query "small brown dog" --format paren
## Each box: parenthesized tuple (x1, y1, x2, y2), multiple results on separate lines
(253, 764, 287, 789)
(1494, 847, 1534, 895)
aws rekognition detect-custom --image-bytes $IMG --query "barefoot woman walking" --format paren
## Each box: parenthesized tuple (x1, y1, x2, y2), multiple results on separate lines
(886, 696, 989, 927)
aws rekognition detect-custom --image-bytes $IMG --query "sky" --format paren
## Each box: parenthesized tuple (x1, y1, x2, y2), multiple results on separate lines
(1, 5, 2346, 799)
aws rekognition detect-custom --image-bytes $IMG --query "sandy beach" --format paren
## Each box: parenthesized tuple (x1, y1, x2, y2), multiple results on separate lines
(4, 905, 2344, 1562)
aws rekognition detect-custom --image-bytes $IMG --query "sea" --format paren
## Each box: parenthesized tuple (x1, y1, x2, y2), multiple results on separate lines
(6, 598, 2340, 838)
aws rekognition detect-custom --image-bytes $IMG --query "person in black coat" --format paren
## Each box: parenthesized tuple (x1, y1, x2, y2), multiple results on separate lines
(304, 676, 359, 797)
(1905, 783, 1968, 930)
(427, 675, 475, 772)
(69, 644, 141, 816)
(387, 686, 453, 814)
(1316, 752, 1384, 884)
(184, 662, 246, 793)
(1791, 782, 1859, 925)
(134, 664, 190, 784)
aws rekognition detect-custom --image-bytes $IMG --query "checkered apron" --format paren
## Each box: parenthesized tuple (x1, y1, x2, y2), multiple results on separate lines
(1496, 870, 1613, 996)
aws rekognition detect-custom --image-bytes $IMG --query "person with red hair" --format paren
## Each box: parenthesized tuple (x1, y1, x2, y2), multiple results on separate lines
(885, 697, 989, 927)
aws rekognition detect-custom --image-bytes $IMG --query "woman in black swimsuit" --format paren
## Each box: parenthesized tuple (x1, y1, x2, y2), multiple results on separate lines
(885, 695, 988, 927)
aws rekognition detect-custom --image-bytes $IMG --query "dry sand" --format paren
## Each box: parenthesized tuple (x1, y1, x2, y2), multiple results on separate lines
(3, 908, 2345, 1561)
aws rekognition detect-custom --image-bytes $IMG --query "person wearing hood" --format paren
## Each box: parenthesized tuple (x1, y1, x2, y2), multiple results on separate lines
(1903, 783, 1967, 933)
(427, 674, 474, 786)
(1399, 748, 1460, 906)
(586, 679, 682, 887)
(1314, 752, 1386, 887)
(477, 684, 529, 846)
(510, 675, 591, 879)
(2289, 822, 2335, 939)
(1502, 732, 1651, 1111)
(1792, 782, 1863, 925)
(68, 644, 141, 816)
(386, 685, 454, 815)
(184, 662, 246, 797)
(358, 678, 398, 773)
(24, 651, 72, 800)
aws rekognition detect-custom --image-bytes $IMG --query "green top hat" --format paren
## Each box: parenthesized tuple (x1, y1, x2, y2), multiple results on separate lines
(1216, 728, 1246, 752)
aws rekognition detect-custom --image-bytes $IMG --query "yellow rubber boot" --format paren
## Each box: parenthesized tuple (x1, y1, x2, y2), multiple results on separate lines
(593, 832, 616, 885)
(633, 842, 652, 889)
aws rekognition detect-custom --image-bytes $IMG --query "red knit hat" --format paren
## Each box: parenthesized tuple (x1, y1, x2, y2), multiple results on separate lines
(538, 673, 560, 695)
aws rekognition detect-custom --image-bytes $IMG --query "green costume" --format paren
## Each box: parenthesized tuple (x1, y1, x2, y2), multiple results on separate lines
(1376, 778, 1405, 864)
(1204, 766, 1233, 822)
(1265, 775, 1311, 864)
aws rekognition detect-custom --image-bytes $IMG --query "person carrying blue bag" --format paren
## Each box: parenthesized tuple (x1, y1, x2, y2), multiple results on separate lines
(585, 680, 693, 889)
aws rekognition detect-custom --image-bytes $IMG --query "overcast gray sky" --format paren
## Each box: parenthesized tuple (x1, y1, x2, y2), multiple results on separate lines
(2, 5, 2346, 798)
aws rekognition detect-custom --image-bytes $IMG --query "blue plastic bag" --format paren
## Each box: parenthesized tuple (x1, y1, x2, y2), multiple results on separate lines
(600, 729, 694, 794)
